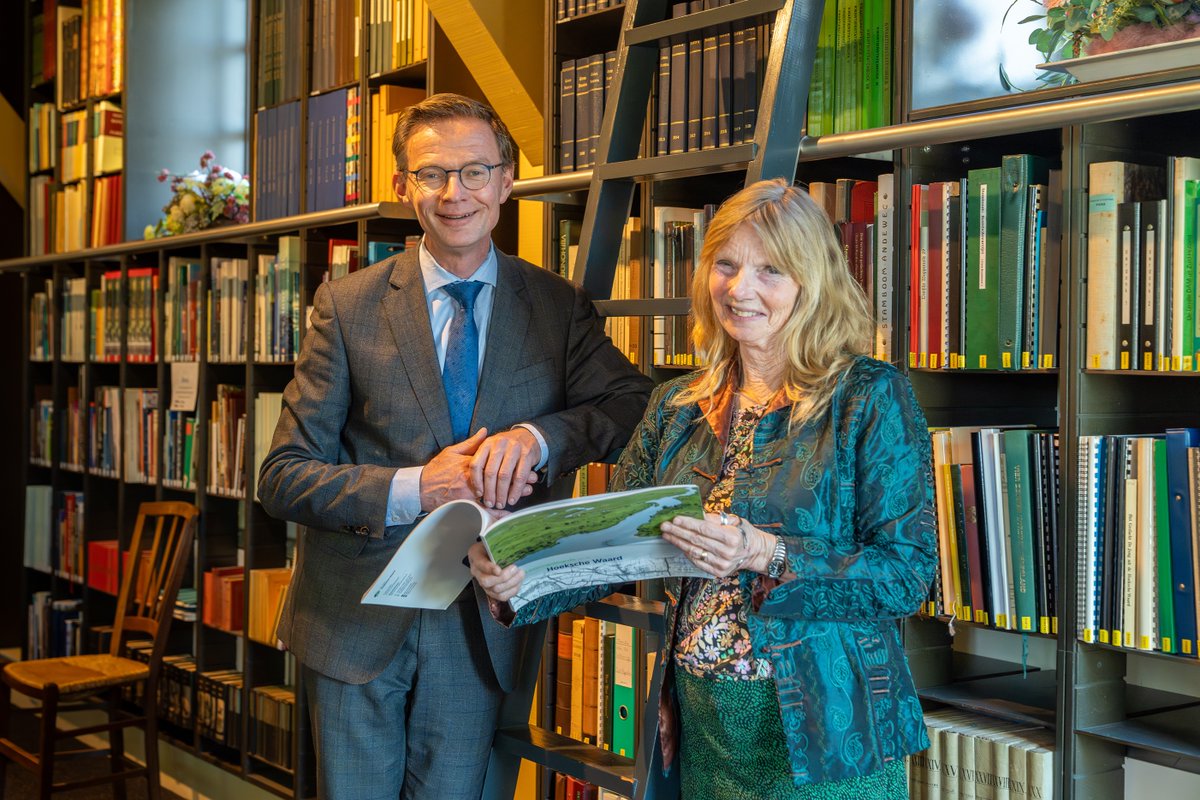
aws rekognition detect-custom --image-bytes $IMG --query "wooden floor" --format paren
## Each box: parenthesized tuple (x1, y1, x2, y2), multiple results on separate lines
(0, 706, 185, 800)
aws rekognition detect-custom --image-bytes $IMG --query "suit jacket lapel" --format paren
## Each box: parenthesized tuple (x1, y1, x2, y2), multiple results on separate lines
(472, 253, 532, 434)
(382, 251, 454, 450)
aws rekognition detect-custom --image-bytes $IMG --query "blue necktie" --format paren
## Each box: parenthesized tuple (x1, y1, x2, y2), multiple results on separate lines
(441, 281, 484, 442)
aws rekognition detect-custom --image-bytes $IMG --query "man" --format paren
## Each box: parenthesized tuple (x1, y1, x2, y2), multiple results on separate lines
(257, 93, 652, 799)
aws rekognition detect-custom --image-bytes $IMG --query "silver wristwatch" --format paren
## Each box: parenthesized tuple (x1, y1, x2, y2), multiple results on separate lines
(765, 535, 788, 578)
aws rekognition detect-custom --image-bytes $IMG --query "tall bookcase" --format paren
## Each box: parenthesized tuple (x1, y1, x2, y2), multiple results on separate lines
(8, 2, 1200, 800)
(500, 2, 1200, 800)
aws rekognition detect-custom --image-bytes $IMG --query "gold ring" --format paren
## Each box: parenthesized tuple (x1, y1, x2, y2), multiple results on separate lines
(698, 549, 708, 562)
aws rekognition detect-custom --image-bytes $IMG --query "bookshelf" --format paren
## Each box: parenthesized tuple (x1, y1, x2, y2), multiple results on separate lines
(8, 2, 1200, 800)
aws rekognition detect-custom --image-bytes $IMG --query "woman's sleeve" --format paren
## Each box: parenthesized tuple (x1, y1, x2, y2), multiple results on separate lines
(510, 382, 674, 627)
(757, 368, 938, 621)
(607, 380, 670, 493)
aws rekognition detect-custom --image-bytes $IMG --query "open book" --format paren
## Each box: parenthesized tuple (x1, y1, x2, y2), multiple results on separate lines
(361, 484, 707, 611)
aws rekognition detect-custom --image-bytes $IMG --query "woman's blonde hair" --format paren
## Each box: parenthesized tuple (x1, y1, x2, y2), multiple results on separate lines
(676, 178, 874, 424)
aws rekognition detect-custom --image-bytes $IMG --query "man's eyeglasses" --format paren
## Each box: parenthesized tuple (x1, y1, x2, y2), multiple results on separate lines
(403, 162, 504, 192)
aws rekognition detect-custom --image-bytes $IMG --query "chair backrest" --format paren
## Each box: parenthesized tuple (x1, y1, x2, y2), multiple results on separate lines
(108, 501, 199, 669)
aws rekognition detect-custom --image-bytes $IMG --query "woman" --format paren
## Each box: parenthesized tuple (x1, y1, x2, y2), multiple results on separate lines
(469, 178, 936, 798)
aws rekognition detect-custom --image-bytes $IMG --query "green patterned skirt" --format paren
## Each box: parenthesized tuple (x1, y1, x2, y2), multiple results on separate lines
(675, 670, 908, 800)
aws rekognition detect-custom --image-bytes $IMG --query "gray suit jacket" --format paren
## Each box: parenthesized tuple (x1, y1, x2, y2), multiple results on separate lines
(257, 247, 652, 689)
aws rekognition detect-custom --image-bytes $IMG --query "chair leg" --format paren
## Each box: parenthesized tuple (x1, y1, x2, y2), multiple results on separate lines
(37, 685, 58, 800)
(0, 680, 11, 799)
(143, 691, 161, 800)
(108, 688, 127, 800)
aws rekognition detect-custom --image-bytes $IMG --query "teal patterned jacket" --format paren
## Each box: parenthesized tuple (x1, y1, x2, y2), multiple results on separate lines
(511, 356, 936, 786)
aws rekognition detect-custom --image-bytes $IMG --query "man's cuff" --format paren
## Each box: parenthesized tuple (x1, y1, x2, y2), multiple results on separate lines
(514, 423, 550, 471)
(386, 466, 424, 526)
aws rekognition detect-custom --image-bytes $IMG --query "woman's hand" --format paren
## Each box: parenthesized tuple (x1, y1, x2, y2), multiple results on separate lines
(467, 541, 526, 602)
(660, 512, 774, 578)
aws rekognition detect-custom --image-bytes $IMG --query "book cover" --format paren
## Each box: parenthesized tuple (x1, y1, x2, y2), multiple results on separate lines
(363, 485, 706, 611)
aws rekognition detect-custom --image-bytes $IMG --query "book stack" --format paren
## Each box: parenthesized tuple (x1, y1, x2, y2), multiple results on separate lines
(928, 427, 1060, 635)
(208, 257, 248, 364)
(908, 708, 1055, 800)
(310, 0, 359, 93)
(806, 0, 893, 136)
(253, 100, 301, 221)
(254, 236, 302, 362)
(207, 384, 247, 498)
(250, 685, 296, 770)
(256, 0, 304, 107)
(910, 158, 1062, 371)
(649, 205, 715, 367)
(369, 85, 426, 203)
(366, 0, 429, 74)
(122, 388, 158, 485)
(1076, 428, 1200, 658)
(247, 567, 292, 646)
(203, 566, 246, 634)
(164, 258, 203, 362)
(86, 540, 120, 594)
(197, 670, 244, 748)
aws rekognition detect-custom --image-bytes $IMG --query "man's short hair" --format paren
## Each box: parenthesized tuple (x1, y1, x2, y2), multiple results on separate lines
(391, 93, 517, 172)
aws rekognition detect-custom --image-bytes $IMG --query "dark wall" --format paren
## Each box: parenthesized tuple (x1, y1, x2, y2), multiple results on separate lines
(0, 3, 26, 647)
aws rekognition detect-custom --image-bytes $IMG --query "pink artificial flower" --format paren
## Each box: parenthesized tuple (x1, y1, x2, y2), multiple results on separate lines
(1044, 0, 1066, 7)
(157, 168, 170, 182)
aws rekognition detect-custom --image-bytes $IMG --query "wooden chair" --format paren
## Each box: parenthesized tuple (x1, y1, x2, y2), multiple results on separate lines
(0, 501, 199, 800)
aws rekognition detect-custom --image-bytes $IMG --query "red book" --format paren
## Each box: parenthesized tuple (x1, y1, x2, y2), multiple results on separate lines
(909, 184, 927, 368)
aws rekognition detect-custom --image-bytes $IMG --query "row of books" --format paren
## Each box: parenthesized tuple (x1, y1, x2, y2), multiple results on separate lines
(252, 392, 284, 503)
(551, 612, 643, 758)
(1076, 429, 1200, 657)
(90, 173, 123, 248)
(209, 258, 250, 363)
(254, 101, 302, 221)
(649, 205, 713, 367)
(929, 427, 1060, 635)
(29, 0, 59, 86)
(27, 592, 82, 661)
(810, 174, 896, 363)
(249, 685, 296, 770)
(366, 0, 430, 76)
(30, 384, 286, 497)
(654, 2, 771, 157)
(311, 0, 360, 93)
(23, 485, 79, 579)
(910, 157, 1062, 372)
(29, 102, 58, 173)
(248, 567, 292, 646)
(1085, 157, 1200, 372)
(558, 50, 615, 172)
(907, 708, 1055, 800)
(555, 0, 623, 21)
(208, 384, 247, 498)
(41, 1, 123, 107)
(806, 0, 893, 136)
(123, 388, 159, 485)
(163, 409, 197, 491)
(86, 539, 119, 594)
(203, 566, 245, 634)
(59, 101, 122, 182)
(197, 669, 244, 749)
(307, 88, 359, 212)
(369, 86, 425, 202)
(556, 218, 642, 365)
(256, 0, 304, 108)
(55, 267, 155, 363)
(30, 279, 53, 361)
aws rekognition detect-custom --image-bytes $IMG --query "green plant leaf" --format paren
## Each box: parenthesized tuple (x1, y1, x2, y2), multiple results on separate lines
(1018, 15, 1046, 25)
(1132, 6, 1157, 22)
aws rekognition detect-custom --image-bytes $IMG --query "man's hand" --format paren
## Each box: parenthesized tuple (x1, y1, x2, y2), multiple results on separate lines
(419, 428, 488, 512)
(470, 428, 541, 509)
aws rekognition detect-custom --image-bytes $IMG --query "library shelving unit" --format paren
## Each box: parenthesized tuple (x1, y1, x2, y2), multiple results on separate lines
(10, 3, 1200, 800)
(495, 3, 1200, 800)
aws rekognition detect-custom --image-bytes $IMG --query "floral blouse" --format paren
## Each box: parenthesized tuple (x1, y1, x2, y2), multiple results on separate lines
(674, 402, 773, 680)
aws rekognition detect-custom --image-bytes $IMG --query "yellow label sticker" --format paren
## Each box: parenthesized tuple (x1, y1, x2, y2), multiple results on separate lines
(1099, 630, 1110, 644)
(1120, 352, 1130, 370)
(1002, 352, 1012, 369)
(979, 355, 988, 369)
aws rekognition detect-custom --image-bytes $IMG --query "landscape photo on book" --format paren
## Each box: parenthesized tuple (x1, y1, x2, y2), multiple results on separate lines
(483, 483, 707, 611)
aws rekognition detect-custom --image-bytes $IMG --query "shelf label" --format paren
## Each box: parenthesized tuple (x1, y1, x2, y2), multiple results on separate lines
(170, 361, 200, 412)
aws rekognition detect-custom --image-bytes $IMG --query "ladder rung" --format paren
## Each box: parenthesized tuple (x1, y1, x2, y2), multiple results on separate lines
(580, 593, 668, 635)
(595, 298, 690, 319)
(625, 0, 787, 47)
(597, 143, 756, 182)
(493, 724, 636, 795)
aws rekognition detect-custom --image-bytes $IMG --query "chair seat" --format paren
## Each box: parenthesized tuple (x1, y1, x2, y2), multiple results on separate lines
(3, 654, 150, 696)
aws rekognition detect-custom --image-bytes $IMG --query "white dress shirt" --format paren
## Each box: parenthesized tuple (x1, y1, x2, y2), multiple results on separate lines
(384, 240, 550, 526)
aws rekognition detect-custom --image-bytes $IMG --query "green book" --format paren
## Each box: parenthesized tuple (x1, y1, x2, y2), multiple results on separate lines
(1185, 179, 1199, 368)
(998, 154, 1049, 370)
(1002, 429, 1038, 632)
(610, 623, 638, 759)
(966, 167, 1001, 369)
(1154, 438, 1176, 652)
(806, 0, 837, 136)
